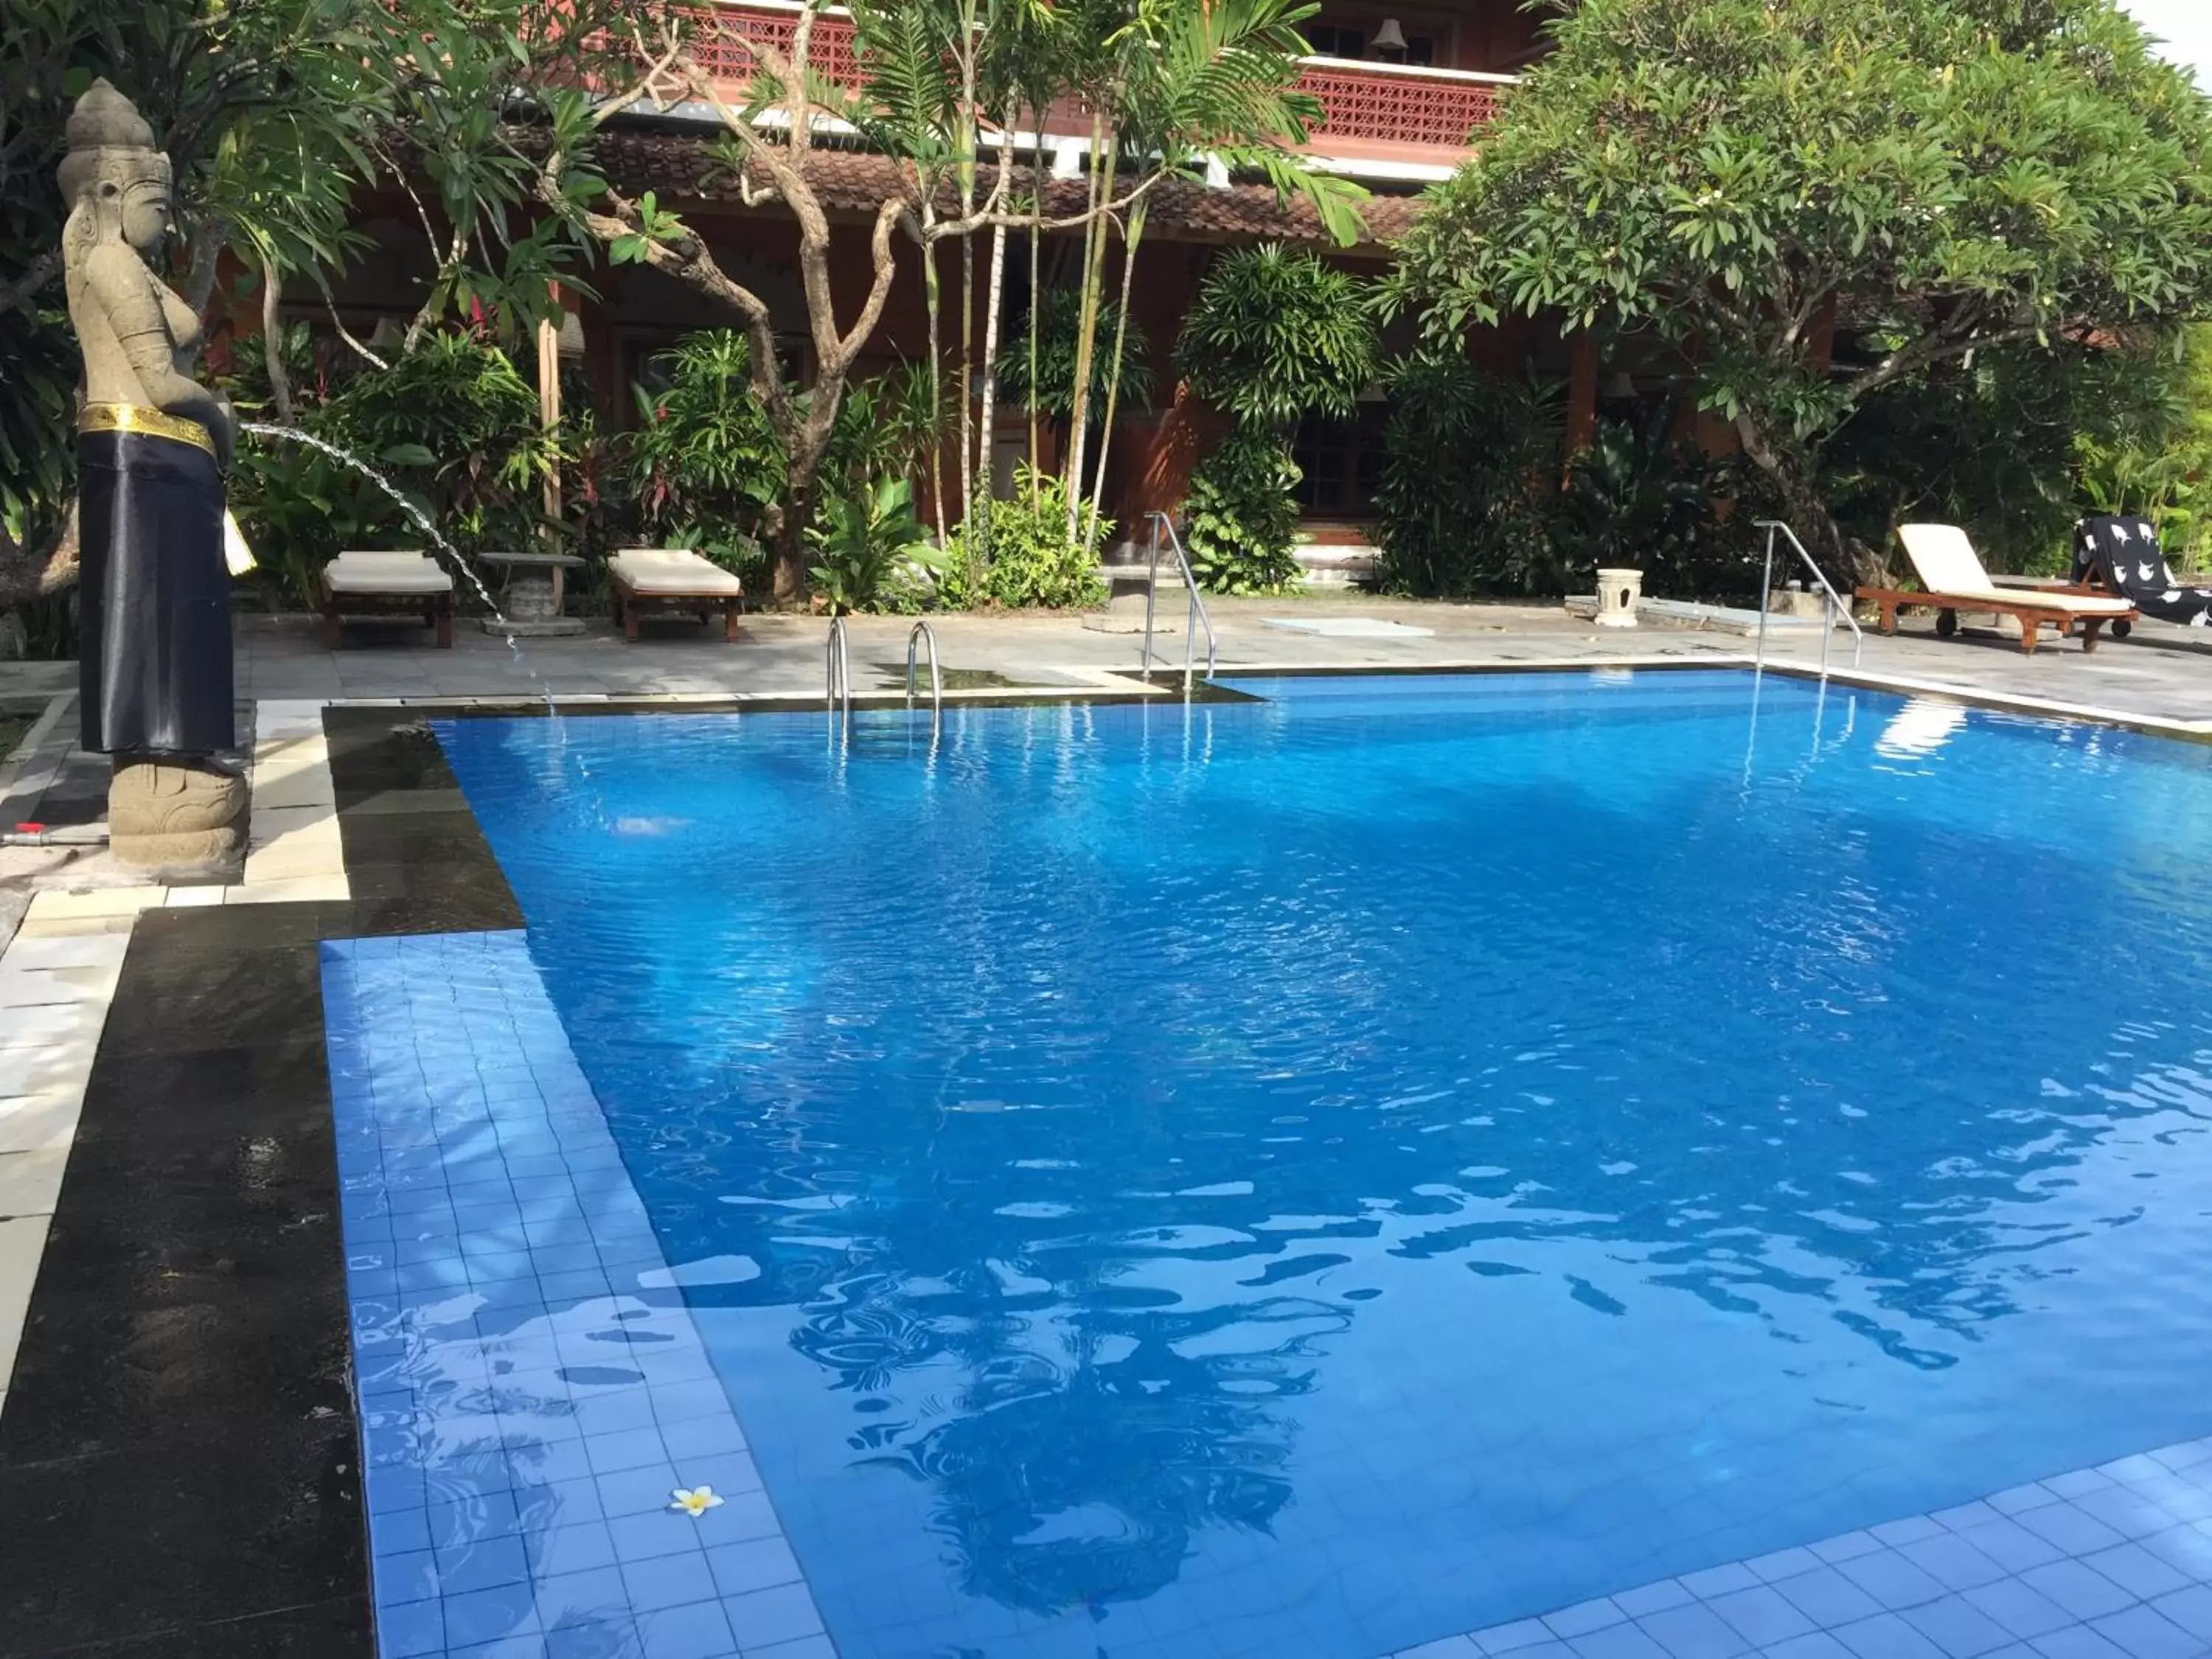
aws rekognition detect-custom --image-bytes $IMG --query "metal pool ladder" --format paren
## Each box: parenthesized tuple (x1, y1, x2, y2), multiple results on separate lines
(1755, 519, 1864, 678)
(1141, 512, 1219, 696)
(906, 620, 942, 729)
(826, 615, 852, 728)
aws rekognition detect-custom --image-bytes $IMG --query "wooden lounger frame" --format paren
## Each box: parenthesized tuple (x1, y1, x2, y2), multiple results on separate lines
(2056, 574, 2138, 639)
(1854, 586, 2135, 655)
(319, 579, 453, 649)
(610, 571, 743, 642)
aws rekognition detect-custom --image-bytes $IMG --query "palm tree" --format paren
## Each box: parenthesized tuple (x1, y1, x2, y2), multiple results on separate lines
(975, 0, 1070, 538)
(1059, 0, 1369, 543)
(848, 0, 966, 543)
(852, 0, 1067, 549)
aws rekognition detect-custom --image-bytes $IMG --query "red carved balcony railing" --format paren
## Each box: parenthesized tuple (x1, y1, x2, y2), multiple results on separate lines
(681, 5, 862, 91)
(667, 4, 1511, 159)
(1293, 60, 1509, 150)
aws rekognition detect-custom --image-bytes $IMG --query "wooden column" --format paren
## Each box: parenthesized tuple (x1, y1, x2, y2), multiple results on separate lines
(535, 287, 563, 525)
(1564, 331, 1600, 480)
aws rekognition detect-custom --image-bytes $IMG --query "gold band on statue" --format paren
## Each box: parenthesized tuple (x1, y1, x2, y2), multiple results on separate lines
(78, 402, 216, 457)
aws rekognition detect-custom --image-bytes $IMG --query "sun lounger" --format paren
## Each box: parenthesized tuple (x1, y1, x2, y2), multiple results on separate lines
(2073, 515, 2212, 631)
(608, 549, 744, 642)
(1857, 524, 2135, 654)
(321, 550, 455, 648)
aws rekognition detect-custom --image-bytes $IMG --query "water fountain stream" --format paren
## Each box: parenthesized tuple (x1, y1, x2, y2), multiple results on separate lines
(239, 422, 608, 816)
(240, 422, 518, 653)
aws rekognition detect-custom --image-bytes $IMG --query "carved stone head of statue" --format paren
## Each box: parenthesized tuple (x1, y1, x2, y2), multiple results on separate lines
(57, 78, 232, 462)
(58, 79, 173, 260)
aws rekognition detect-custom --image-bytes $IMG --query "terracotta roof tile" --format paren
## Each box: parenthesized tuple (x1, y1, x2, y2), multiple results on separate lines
(589, 125, 1419, 247)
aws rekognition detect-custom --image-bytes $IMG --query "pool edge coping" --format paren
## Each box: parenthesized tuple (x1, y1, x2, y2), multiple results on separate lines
(302, 655, 2212, 749)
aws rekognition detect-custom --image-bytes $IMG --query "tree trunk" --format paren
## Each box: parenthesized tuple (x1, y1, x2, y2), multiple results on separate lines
(775, 392, 846, 603)
(1731, 409, 1886, 588)
(974, 210, 1010, 561)
(182, 220, 232, 316)
(1028, 117, 1046, 503)
(0, 508, 80, 613)
(1085, 199, 1146, 552)
(774, 465, 821, 604)
(922, 231, 948, 547)
(954, 4, 979, 537)
(1062, 119, 1113, 541)
(958, 225, 975, 535)
(261, 254, 293, 423)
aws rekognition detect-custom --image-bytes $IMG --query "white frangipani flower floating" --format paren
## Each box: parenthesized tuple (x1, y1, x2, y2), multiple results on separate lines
(670, 1486, 726, 1517)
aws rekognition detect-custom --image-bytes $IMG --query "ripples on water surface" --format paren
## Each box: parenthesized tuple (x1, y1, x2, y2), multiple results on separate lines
(436, 670, 2212, 1659)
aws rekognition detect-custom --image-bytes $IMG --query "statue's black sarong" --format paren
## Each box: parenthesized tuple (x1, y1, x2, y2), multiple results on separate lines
(76, 403, 233, 754)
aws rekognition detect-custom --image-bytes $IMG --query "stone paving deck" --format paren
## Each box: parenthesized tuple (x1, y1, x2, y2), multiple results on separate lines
(210, 599, 2212, 731)
(6, 598, 2212, 758)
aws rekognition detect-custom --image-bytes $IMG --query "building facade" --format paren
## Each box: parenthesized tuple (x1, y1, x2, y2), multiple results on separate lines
(305, 0, 1584, 565)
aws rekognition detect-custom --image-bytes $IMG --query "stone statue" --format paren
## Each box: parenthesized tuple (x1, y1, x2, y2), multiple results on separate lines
(59, 79, 245, 871)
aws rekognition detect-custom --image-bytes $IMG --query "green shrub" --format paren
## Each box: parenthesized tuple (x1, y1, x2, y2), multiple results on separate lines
(228, 330, 556, 608)
(1374, 358, 1564, 598)
(1184, 425, 1302, 595)
(1826, 326, 2212, 577)
(825, 364, 949, 501)
(941, 467, 1108, 610)
(1175, 244, 1377, 428)
(994, 290, 1153, 421)
(2078, 327, 2212, 571)
(1554, 403, 1761, 601)
(807, 478, 947, 614)
(622, 330, 783, 543)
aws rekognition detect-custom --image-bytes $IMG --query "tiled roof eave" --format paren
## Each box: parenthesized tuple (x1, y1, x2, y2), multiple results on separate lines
(582, 122, 1421, 248)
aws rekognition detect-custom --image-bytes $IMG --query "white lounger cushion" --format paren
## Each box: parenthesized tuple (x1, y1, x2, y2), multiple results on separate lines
(1896, 524, 2132, 614)
(324, 551, 454, 595)
(611, 549, 744, 596)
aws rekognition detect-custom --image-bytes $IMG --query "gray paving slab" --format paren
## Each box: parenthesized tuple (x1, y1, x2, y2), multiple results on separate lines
(194, 599, 2212, 729)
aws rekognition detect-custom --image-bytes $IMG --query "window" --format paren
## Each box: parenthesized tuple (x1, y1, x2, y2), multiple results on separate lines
(1291, 403, 1388, 518)
(1304, 22, 1435, 63)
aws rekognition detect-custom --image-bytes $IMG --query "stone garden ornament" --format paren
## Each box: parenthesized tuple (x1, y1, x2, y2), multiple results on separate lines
(60, 78, 246, 870)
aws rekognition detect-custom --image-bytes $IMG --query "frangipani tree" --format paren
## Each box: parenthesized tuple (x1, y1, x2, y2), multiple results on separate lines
(1386, 0, 2212, 583)
(531, 6, 1019, 602)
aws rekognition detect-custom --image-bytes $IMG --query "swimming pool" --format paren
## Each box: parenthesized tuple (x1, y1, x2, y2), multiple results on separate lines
(385, 670, 2212, 1658)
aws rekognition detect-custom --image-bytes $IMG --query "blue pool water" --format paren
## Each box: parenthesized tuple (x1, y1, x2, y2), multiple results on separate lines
(434, 670, 2212, 1659)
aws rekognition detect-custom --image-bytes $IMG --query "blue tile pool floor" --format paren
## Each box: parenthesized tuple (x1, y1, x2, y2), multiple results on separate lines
(332, 672, 2212, 1658)
(326, 932, 832, 1659)
(324, 932, 2212, 1659)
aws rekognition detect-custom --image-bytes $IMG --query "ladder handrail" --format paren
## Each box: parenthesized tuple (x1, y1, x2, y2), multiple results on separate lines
(1141, 512, 1219, 695)
(1755, 519, 1864, 677)
(905, 619, 942, 726)
(826, 615, 852, 726)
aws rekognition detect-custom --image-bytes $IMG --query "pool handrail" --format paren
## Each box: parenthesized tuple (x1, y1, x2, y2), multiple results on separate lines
(905, 619, 942, 729)
(1755, 519, 1864, 678)
(826, 614, 852, 728)
(1141, 512, 1219, 695)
